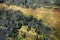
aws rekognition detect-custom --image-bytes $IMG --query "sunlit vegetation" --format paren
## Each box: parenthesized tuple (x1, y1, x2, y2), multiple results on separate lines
(0, 0, 60, 40)
(0, 8, 58, 40)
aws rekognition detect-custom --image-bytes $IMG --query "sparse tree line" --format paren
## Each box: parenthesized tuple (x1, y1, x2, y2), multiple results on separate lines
(0, 0, 60, 9)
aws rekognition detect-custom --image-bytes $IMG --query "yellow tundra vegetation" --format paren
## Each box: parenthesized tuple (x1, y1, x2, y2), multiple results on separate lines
(0, 3, 60, 40)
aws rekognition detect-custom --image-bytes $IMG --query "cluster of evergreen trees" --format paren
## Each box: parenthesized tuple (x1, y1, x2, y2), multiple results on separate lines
(0, 8, 56, 40)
